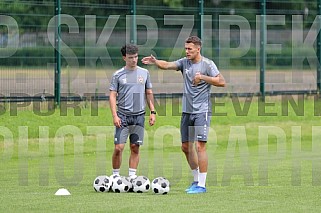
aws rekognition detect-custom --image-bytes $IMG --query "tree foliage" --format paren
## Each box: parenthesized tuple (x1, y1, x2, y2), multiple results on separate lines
(0, 0, 317, 32)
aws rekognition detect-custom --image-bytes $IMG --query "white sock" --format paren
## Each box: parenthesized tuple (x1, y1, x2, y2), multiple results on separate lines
(192, 167, 199, 182)
(112, 169, 120, 175)
(198, 172, 207, 188)
(129, 168, 137, 177)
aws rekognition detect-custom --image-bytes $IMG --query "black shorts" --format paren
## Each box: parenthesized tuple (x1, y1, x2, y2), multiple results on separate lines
(114, 112, 145, 145)
(180, 112, 211, 142)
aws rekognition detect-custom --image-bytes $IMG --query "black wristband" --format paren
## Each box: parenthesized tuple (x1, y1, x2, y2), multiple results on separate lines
(151, 111, 156, 115)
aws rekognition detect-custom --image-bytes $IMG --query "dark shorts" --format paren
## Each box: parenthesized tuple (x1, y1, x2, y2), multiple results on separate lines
(114, 112, 145, 145)
(180, 112, 211, 143)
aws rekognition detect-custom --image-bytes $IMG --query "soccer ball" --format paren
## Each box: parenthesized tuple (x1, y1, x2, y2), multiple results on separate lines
(124, 176, 134, 192)
(110, 174, 121, 181)
(132, 176, 150, 193)
(111, 176, 132, 193)
(151, 177, 170, 195)
(93, 175, 111, 192)
(127, 176, 137, 192)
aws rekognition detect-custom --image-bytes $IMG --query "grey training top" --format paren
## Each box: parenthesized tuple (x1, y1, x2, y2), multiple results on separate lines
(109, 66, 152, 115)
(175, 57, 220, 113)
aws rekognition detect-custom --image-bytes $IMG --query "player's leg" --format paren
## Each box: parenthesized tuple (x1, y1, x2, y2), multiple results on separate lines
(181, 113, 198, 171)
(129, 143, 139, 177)
(128, 114, 145, 177)
(187, 142, 207, 194)
(194, 112, 210, 175)
(196, 141, 208, 185)
(181, 142, 198, 171)
(112, 143, 126, 175)
(187, 112, 210, 194)
(182, 141, 199, 191)
(181, 113, 199, 191)
(112, 113, 129, 175)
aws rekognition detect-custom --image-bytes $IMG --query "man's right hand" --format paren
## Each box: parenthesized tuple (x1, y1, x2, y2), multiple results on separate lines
(141, 54, 156, 65)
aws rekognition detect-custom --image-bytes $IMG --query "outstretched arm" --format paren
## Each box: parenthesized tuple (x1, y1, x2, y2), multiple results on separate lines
(141, 55, 178, 70)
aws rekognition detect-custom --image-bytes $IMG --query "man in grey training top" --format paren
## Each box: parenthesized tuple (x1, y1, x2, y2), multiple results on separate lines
(109, 44, 156, 178)
(142, 36, 225, 194)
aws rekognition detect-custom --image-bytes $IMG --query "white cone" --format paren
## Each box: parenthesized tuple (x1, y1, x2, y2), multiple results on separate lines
(55, 188, 71, 196)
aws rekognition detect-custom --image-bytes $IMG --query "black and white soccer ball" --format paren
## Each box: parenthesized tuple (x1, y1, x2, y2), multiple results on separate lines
(132, 176, 150, 193)
(110, 174, 121, 182)
(126, 175, 137, 192)
(151, 177, 170, 195)
(124, 176, 135, 192)
(93, 175, 111, 192)
(111, 176, 132, 193)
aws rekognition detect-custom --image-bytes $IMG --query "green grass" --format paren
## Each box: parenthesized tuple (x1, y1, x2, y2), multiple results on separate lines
(1, 96, 321, 212)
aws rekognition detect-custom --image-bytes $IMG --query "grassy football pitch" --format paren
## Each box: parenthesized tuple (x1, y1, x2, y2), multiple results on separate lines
(0, 96, 321, 212)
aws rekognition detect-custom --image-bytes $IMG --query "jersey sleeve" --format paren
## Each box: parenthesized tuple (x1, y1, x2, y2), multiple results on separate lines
(145, 71, 152, 89)
(109, 73, 118, 91)
(208, 60, 220, 77)
(175, 58, 185, 72)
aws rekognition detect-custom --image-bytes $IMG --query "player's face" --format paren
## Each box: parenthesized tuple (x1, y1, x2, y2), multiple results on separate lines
(184, 43, 200, 60)
(124, 53, 138, 69)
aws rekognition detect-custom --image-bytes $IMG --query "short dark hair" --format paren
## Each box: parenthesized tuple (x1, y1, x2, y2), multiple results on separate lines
(185, 36, 202, 47)
(121, 44, 139, 56)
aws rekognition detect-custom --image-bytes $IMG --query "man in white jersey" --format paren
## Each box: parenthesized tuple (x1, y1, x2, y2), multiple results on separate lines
(142, 36, 225, 194)
(110, 44, 156, 178)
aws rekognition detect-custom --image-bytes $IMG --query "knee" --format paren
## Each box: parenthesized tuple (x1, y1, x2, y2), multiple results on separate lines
(181, 143, 191, 154)
(114, 145, 124, 155)
(196, 143, 206, 153)
(130, 144, 140, 155)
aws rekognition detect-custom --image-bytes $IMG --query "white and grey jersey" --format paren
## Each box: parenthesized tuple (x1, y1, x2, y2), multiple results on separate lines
(175, 57, 220, 113)
(109, 66, 152, 115)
